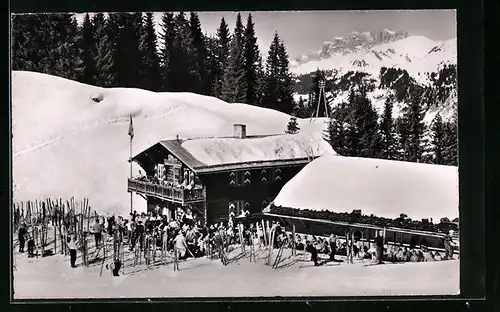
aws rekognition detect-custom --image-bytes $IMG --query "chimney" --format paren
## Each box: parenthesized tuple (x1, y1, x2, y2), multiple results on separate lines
(233, 124, 247, 139)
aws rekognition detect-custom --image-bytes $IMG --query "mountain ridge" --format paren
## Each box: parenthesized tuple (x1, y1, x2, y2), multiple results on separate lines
(290, 31, 457, 77)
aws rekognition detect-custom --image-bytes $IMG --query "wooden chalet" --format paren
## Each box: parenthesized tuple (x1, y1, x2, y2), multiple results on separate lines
(128, 124, 329, 226)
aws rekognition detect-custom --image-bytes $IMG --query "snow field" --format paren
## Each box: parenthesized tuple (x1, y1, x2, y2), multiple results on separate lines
(13, 235, 459, 299)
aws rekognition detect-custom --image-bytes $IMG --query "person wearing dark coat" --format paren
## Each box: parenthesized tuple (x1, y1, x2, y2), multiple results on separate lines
(18, 223, 28, 253)
(305, 240, 319, 266)
(112, 259, 122, 276)
(27, 237, 35, 257)
(130, 221, 145, 251)
(375, 230, 385, 264)
(328, 234, 338, 261)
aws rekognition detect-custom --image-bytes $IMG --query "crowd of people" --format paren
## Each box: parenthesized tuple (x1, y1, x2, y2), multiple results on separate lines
(16, 205, 457, 273)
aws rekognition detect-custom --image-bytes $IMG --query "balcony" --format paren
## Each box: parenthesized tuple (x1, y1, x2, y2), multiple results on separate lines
(128, 178, 204, 204)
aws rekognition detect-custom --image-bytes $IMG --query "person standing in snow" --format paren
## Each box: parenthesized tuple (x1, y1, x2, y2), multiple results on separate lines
(174, 231, 188, 260)
(328, 234, 338, 261)
(130, 220, 145, 251)
(375, 230, 385, 264)
(443, 230, 455, 260)
(91, 218, 103, 248)
(67, 234, 79, 268)
(18, 222, 28, 253)
(305, 239, 319, 266)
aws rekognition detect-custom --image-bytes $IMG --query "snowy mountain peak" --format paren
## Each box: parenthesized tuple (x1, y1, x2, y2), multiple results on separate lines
(297, 29, 410, 64)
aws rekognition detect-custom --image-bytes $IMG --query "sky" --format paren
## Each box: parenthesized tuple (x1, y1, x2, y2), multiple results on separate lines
(75, 10, 456, 60)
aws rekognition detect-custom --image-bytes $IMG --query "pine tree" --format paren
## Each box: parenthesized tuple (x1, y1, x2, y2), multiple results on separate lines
(379, 95, 396, 159)
(79, 13, 96, 85)
(112, 13, 143, 87)
(295, 97, 306, 117)
(404, 89, 427, 162)
(50, 14, 84, 80)
(14, 14, 84, 80)
(255, 52, 266, 106)
(204, 35, 219, 97)
(394, 116, 410, 161)
(220, 32, 246, 103)
(262, 32, 281, 110)
(430, 112, 445, 164)
(139, 12, 161, 91)
(325, 101, 349, 155)
(442, 109, 458, 166)
(285, 115, 300, 134)
(168, 12, 197, 92)
(92, 13, 115, 87)
(220, 14, 247, 103)
(276, 39, 295, 114)
(233, 13, 245, 51)
(213, 17, 231, 97)
(158, 12, 176, 91)
(189, 12, 207, 94)
(243, 13, 261, 106)
(12, 14, 43, 71)
(346, 89, 381, 158)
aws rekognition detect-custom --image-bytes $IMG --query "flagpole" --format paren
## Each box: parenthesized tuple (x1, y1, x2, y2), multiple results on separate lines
(129, 115, 134, 215)
(130, 134, 133, 215)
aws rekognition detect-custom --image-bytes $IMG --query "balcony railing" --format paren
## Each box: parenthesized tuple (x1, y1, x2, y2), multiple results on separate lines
(128, 178, 204, 204)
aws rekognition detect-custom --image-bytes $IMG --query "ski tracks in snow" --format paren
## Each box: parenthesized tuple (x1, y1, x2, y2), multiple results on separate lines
(13, 104, 185, 158)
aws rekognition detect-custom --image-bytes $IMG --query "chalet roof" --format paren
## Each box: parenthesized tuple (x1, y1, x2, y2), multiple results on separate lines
(132, 132, 336, 174)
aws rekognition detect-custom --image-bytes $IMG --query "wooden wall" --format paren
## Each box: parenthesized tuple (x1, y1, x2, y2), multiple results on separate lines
(203, 165, 303, 224)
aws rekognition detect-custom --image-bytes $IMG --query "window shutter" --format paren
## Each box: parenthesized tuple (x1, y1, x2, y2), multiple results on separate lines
(229, 172, 237, 186)
(244, 171, 251, 185)
(261, 169, 268, 183)
(275, 168, 282, 181)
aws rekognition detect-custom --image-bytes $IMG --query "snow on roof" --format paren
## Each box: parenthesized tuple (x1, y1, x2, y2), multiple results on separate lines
(181, 131, 336, 167)
(273, 154, 458, 221)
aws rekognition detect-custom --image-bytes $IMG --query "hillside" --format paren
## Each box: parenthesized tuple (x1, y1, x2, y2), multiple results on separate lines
(12, 71, 327, 215)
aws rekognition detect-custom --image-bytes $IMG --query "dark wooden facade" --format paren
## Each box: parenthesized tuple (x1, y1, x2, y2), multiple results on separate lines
(203, 166, 302, 223)
(127, 139, 310, 226)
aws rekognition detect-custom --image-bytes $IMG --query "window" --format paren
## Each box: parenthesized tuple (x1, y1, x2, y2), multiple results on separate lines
(165, 165, 176, 183)
(261, 168, 280, 183)
(157, 164, 165, 180)
(229, 200, 246, 216)
(174, 167, 181, 184)
(230, 171, 246, 186)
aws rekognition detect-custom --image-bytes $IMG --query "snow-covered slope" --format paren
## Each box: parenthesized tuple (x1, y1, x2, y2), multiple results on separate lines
(291, 31, 457, 76)
(273, 154, 458, 222)
(12, 71, 324, 215)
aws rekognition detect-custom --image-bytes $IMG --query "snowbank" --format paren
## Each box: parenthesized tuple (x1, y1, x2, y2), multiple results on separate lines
(12, 71, 326, 215)
(181, 131, 335, 166)
(273, 154, 458, 221)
